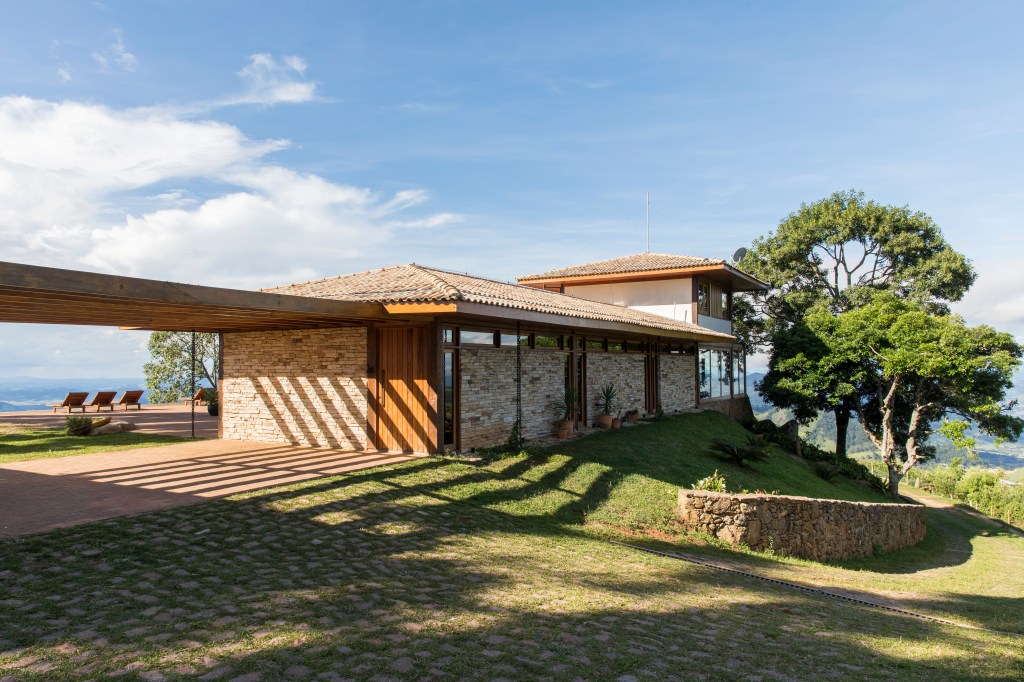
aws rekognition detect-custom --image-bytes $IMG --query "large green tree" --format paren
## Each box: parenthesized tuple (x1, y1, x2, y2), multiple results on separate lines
(144, 332, 219, 404)
(804, 293, 1022, 497)
(737, 190, 976, 457)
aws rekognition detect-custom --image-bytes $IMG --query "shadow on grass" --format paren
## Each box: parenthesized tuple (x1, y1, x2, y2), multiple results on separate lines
(2, 463, 1018, 681)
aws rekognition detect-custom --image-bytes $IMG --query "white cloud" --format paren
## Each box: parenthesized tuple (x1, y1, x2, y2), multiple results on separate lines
(92, 28, 137, 72)
(0, 95, 459, 290)
(57, 68, 71, 82)
(223, 53, 318, 107)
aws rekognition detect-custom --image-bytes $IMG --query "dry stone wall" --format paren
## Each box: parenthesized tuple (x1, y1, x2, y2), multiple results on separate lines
(586, 353, 646, 423)
(699, 396, 755, 424)
(678, 490, 926, 561)
(659, 353, 696, 412)
(222, 328, 368, 449)
(459, 348, 567, 449)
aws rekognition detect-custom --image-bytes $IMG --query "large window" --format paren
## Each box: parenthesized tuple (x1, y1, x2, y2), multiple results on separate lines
(697, 282, 710, 315)
(700, 348, 743, 399)
(443, 350, 456, 446)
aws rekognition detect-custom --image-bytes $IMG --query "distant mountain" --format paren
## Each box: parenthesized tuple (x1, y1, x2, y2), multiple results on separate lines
(0, 377, 148, 410)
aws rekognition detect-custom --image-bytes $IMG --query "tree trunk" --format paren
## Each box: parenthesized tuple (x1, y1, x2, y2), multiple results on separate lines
(886, 463, 903, 499)
(834, 407, 850, 460)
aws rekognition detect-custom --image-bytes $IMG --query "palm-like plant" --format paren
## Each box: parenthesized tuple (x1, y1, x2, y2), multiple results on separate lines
(706, 435, 769, 469)
(597, 384, 617, 416)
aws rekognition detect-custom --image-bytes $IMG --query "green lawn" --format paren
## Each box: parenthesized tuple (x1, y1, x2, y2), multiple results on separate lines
(0, 422, 187, 463)
(1, 412, 1021, 680)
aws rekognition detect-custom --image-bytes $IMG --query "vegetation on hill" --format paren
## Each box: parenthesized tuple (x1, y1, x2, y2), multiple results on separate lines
(906, 458, 1024, 529)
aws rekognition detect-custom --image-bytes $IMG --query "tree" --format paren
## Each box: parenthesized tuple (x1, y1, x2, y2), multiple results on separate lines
(737, 190, 976, 458)
(144, 332, 219, 404)
(805, 293, 1022, 497)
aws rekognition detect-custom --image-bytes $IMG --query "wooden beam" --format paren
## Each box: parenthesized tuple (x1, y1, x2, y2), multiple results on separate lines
(518, 263, 768, 292)
(383, 302, 458, 314)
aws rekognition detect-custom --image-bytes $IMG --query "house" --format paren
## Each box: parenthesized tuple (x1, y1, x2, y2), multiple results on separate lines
(0, 254, 768, 454)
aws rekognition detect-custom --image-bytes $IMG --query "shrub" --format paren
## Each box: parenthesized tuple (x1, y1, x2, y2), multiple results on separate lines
(706, 435, 769, 468)
(751, 419, 795, 452)
(692, 470, 728, 493)
(65, 415, 94, 436)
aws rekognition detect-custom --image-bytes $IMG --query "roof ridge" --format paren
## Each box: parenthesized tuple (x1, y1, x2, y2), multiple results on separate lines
(408, 263, 463, 301)
(261, 263, 414, 293)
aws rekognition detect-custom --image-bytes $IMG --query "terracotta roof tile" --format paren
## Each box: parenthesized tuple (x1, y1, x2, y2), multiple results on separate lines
(264, 264, 733, 340)
(518, 252, 726, 281)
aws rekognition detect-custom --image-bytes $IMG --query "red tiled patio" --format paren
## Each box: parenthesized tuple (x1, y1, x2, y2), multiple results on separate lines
(0, 402, 220, 439)
(0, 439, 421, 537)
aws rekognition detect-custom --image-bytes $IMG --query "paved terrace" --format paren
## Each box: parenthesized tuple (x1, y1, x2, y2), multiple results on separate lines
(0, 403, 219, 439)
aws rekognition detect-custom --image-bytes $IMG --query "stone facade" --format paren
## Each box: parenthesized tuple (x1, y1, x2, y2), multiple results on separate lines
(659, 353, 696, 413)
(221, 328, 368, 449)
(678, 490, 927, 561)
(459, 347, 567, 449)
(699, 396, 755, 425)
(586, 353, 646, 423)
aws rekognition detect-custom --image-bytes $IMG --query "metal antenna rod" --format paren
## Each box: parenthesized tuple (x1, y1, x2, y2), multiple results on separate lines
(646, 191, 650, 252)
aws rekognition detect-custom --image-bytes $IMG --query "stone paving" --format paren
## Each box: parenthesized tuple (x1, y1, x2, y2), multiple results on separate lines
(0, 440, 419, 537)
(1, 457, 1017, 681)
(0, 403, 219, 439)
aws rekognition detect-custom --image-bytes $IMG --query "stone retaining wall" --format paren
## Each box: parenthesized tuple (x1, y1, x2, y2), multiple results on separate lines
(698, 396, 755, 425)
(678, 489, 926, 561)
(221, 328, 368, 449)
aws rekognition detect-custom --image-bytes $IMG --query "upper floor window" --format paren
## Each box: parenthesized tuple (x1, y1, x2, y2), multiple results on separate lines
(720, 291, 730, 320)
(697, 282, 710, 315)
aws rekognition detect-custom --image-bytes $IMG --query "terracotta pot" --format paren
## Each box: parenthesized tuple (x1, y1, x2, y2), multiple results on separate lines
(559, 420, 575, 434)
(611, 418, 622, 429)
(596, 414, 613, 429)
(555, 429, 569, 440)
(628, 413, 639, 424)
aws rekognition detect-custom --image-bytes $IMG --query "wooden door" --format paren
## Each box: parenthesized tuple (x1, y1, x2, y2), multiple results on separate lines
(375, 327, 436, 453)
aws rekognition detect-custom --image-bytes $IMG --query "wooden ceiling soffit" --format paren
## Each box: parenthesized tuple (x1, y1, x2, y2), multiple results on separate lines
(519, 264, 768, 292)
(383, 302, 459, 314)
(0, 261, 387, 332)
(449, 302, 735, 343)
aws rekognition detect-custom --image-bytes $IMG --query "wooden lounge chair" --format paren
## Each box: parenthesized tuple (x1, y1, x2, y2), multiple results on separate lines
(116, 390, 145, 410)
(50, 392, 90, 413)
(85, 391, 117, 412)
(183, 387, 213, 406)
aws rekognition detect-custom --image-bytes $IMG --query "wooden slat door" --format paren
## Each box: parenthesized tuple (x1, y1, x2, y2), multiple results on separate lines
(375, 327, 436, 453)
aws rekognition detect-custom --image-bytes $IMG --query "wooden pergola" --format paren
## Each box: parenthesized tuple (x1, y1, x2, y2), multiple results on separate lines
(0, 261, 388, 332)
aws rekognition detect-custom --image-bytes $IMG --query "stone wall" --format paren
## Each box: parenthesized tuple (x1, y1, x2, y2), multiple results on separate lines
(586, 353, 646, 423)
(678, 490, 927, 561)
(460, 348, 567, 449)
(659, 353, 696, 413)
(699, 396, 755, 425)
(221, 328, 368, 449)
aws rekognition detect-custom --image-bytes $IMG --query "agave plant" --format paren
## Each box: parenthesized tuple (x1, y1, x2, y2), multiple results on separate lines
(706, 435, 769, 469)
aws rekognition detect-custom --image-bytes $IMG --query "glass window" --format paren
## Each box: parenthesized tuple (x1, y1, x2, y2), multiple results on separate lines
(586, 339, 605, 351)
(499, 333, 526, 347)
(625, 340, 644, 353)
(698, 282, 710, 315)
(699, 349, 711, 398)
(607, 340, 624, 352)
(720, 291, 730, 320)
(442, 328, 455, 344)
(460, 330, 495, 346)
(535, 335, 561, 349)
(443, 351, 455, 445)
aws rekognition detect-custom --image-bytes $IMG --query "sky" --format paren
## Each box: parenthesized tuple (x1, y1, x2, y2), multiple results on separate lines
(1, 0, 1022, 377)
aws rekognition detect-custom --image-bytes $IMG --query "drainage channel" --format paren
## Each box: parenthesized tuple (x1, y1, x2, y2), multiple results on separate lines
(609, 540, 998, 633)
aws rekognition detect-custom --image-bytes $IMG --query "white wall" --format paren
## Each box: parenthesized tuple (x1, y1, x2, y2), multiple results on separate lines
(565, 279, 693, 322)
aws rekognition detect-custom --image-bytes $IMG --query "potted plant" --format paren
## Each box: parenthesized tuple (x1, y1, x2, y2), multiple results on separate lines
(624, 408, 640, 425)
(206, 388, 219, 417)
(551, 386, 577, 438)
(595, 384, 617, 429)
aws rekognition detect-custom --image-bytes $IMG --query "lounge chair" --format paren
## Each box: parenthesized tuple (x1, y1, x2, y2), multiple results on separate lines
(50, 392, 90, 413)
(85, 391, 117, 411)
(183, 387, 213, 406)
(116, 390, 145, 410)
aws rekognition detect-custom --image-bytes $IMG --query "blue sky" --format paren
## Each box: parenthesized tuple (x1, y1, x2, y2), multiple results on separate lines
(1, 1, 1022, 377)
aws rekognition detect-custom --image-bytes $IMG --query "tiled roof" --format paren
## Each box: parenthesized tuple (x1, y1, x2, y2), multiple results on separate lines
(518, 252, 726, 281)
(264, 264, 733, 339)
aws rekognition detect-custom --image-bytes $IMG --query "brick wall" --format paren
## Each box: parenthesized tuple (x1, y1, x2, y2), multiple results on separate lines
(678, 489, 927, 561)
(586, 353, 646, 423)
(221, 328, 368, 449)
(659, 353, 696, 413)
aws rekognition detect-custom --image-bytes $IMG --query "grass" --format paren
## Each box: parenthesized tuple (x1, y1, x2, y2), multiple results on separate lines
(1, 412, 1022, 680)
(0, 422, 187, 464)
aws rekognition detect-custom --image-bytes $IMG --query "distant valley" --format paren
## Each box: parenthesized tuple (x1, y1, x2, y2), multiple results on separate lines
(0, 376, 147, 411)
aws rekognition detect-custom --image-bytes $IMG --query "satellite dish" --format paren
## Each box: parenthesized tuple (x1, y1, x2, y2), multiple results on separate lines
(732, 247, 748, 263)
